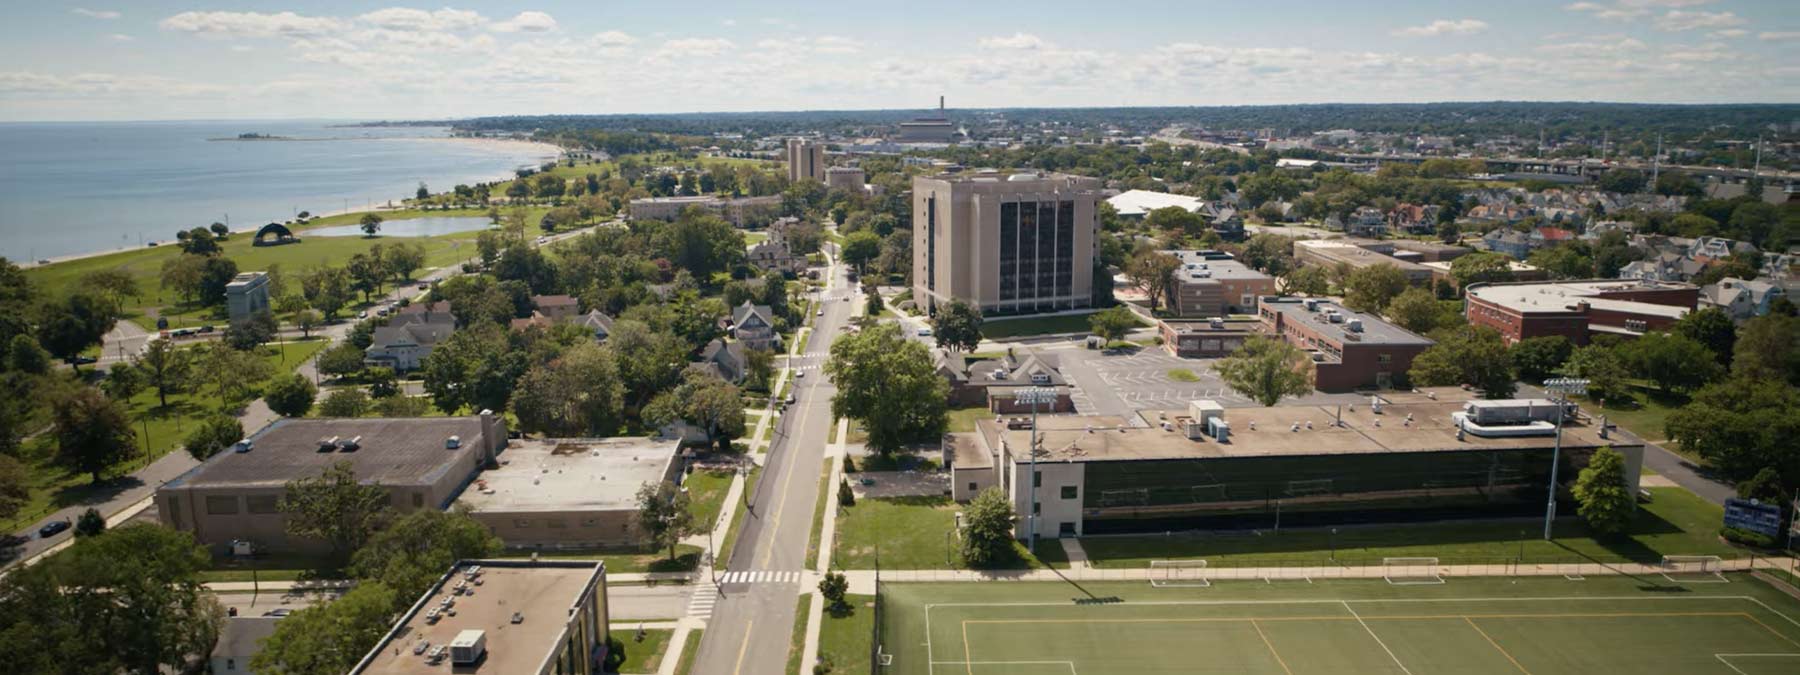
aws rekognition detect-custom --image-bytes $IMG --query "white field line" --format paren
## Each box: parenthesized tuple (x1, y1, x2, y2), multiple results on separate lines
(1343, 601, 1415, 675)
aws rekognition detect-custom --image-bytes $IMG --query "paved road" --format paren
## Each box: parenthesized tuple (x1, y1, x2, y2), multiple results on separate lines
(607, 583, 696, 622)
(689, 256, 852, 675)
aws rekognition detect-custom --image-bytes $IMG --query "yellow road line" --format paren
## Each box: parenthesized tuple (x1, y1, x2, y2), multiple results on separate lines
(1740, 613, 1800, 649)
(1252, 619, 1295, 675)
(732, 619, 755, 675)
(1464, 617, 1532, 675)
(758, 379, 815, 568)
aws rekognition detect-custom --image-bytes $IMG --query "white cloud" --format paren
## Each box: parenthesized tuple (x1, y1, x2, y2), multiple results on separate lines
(979, 33, 1045, 50)
(357, 8, 486, 32)
(1760, 31, 1800, 42)
(1709, 29, 1748, 38)
(813, 36, 863, 54)
(593, 31, 637, 47)
(107, 34, 133, 42)
(1653, 10, 1743, 32)
(159, 11, 344, 39)
(661, 38, 734, 57)
(721, 19, 737, 27)
(230, 45, 254, 53)
(1393, 19, 1489, 37)
(491, 11, 557, 33)
(73, 8, 120, 20)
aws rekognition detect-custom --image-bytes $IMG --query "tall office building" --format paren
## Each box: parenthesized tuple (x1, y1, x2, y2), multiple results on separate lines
(912, 170, 1103, 316)
(785, 138, 825, 183)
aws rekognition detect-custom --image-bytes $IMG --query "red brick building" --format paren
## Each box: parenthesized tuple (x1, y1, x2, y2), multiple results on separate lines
(1257, 297, 1435, 392)
(1464, 280, 1698, 345)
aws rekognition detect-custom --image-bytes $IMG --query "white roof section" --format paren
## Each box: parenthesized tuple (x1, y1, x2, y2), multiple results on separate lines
(1107, 189, 1205, 217)
(1467, 280, 1690, 317)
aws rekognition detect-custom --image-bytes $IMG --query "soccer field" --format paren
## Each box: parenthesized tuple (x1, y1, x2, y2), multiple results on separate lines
(877, 574, 1800, 675)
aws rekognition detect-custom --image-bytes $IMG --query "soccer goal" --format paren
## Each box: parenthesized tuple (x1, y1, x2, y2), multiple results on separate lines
(1660, 555, 1728, 583)
(1149, 559, 1211, 587)
(1383, 557, 1445, 585)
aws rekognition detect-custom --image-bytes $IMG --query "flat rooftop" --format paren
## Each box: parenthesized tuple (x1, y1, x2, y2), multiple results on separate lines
(1169, 254, 1270, 282)
(167, 417, 487, 490)
(1294, 239, 1432, 273)
(353, 561, 601, 674)
(1467, 279, 1695, 316)
(979, 398, 1634, 464)
(459, 438, 679, 513)
(1260, 297, 1432, 347)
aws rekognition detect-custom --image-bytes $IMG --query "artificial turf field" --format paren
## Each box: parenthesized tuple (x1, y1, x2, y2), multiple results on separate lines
(877, 574, 1800, 675)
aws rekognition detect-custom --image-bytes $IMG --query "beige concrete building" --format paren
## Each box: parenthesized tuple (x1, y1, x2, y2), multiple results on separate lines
(825, 165, 865, 192)
(912, 170, 1103, 316)
(786, 138, 825, 183)
(156, 414, 507, 554)
(351, 560, 609, 674)
(458, 437, 682, 550)
(627, 195, 717, 222)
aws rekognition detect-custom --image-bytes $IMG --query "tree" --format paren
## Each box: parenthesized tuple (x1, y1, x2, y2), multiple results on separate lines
(1216, 336, 1314, 406)
(651, 207, 744, 280)
(1528, 244, 1595, 280)
(1564, 344, 1631, 405)
(210, 221, 231, 238)
(744, 347, 774, 391)
(252, 582, 398, 675)
(365, 366, 398, 398)
(1383, 287, 1444, 334)
(54, 388, 136, 483)
(1084, 306, 1136, 345)
(358, 213, 383, 237)
(224, 311, 278, 350)
(635, 480, 696, 561)
(265, 373, 318, 418)
(1448, 251, 1515, 289)
(1621, 331, 1722, 393)
(316, 342, 367, 379)
(841, 230, 882, 274)
(279, 461, 391, 564)
(37, 291, 116, 368)
(1509, 336, 1573, 383)
(197, 255, 241, 303)
(1572, 447, 1634, 535)
(290, 307, 322, 338)
(1733, 314, 1798, 385)
(1342, 264, 1410, 313)
(349, 508, 501, 607)
(74, 507, 106, 538)
(1125, 250, 1181, 312)
(78, 268, 140, 317)
(185, 415, 244, 461)
(318, 389, 372, 418)
(1667, 377, 1800, 489)
(818, 571, 849, 612)
(1673, 307, 1736, 368)
(135, 338, 190, 408)
(864, 284, 884, 316)
(1737, 466, 1785, 503)
(643, 369, 746, 453)
(195, 342, 272, 406)
(421, 323, 526, 415)
(605, 320, 690, 410)
(825, 323, 949, 454)
(1408, 325, 1516, 398)
(510, 342, 625, 437)
(1144, 206, 1204, 238)
(302, 266, 352, 320)
(0, 454, 27, 520)
(386, 241, 426, 281)
(961, 487, 1017, 569)
(1596, 168, 1647, 194)
(179, 228, 222, 255)
(416, 182, 429, 200)
(6, 334, 50, 375)
(1279, 265, 1330, 296)
(932, 300, 983, 353)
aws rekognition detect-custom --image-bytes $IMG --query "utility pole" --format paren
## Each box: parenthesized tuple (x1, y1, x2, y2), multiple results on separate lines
(1651, 134, 1662, 189)
(1018, 387, 1057, 555)
(1542, 378, 1589, 540)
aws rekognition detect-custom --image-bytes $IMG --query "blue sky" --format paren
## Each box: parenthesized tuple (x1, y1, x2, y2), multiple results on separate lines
(1, 0, 1796, 121)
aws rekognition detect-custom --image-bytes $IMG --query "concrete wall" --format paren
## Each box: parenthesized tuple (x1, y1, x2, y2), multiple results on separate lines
(1007, 459, 1087, 540)
(473, 509, 644, 549)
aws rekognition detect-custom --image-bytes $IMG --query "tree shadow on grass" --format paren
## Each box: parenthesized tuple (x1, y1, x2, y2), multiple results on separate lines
(51, 474, 145, 510)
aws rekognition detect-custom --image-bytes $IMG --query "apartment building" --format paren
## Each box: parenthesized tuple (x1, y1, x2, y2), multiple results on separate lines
(785, 138, 825, 183)
(912, 170, 1103, 316)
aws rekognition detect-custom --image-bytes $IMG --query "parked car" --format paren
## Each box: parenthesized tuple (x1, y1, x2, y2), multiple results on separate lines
(38, 520, 70, 538)
(69, 356, 97, 365)
(917, 328, 933, 337)
(198, 325, 215, 333)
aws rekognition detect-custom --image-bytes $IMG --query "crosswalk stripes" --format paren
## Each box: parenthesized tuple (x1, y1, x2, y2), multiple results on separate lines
(686, 581, 718, 619)
(714, 570, 804, 585)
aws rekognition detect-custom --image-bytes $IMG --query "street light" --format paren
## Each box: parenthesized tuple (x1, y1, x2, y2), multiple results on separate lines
(1541, 377, 1589, 541)
(1016, 387, 1058, 555)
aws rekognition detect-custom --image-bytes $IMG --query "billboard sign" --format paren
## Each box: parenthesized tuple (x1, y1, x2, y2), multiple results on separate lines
(1724, 498, 1783, 538)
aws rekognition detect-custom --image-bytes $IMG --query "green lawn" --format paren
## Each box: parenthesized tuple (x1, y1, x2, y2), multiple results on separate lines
(982, 312, 1135, 339)
(1074, 487, 1739, 569)
(787, 594, 811, 674)
(673, 628, 703, 675)
(808, 458, 833, 570)
(947, 406, 995, 433)
(832, 496, 1058, 570)
(1574, 384, 1686, 445)
(610, 628, 674, 674)
(744, 231, 769, 245)
(24, 210, 495, 330)
(1168, 368, 1200, 382)
(817, 594, 875, 675)
(878, 575, 1800, 675)
(717, 466, 761, 570)
(684, 469, 734, 533)
(496, 543, 703, 574)
(3, 339, 327, 533)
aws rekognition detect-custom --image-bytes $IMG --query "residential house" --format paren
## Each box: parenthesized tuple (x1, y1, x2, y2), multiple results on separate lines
(747, 238, 807, 276)
(1761, 252, 1796, 281)
(576, 309, 614, 342)
(698, 339, 749, 383)
(1482, 229, 1534, 260)
(1386, 203, 1437, 234)
(1619, 252, 1706, 283)
(729, 301, 780, 351)
(365, 308, 455, 371)
(933, 348, 1074, 413)
(1701, 278, 1786, 319)
(1530, 226, 1576, 249)
(1346, 207, 1388, 237)
(531, 294, 581, 321)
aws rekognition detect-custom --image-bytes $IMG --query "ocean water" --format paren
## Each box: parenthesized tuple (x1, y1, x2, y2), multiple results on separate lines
(0, 120, 557, 261)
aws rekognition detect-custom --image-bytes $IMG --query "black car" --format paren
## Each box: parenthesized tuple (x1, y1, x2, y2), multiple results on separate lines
(38, 520, 71, 538)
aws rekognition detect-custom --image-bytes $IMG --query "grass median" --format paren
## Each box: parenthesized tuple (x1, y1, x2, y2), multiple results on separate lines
(611, 628, 673, 674)
(831, 495, 1062, 570)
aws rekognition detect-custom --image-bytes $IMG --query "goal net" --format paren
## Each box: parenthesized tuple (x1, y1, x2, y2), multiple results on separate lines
(1149, 559, 1211, 588)
(1660, 555, 1727, 584)
(1383, 557, 1445, 585)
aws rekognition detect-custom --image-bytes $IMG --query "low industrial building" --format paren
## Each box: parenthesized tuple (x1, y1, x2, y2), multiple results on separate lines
(1258, 296, 1434, 392)
(157, 414, 508, 554)
(457, 438, 682, 550)
(1294, 238, 1434, 285)
(1158, 317, 1263, 358)
(350, 559, 610, 675)
(943, 390, 1643, 539)
(1165, 250, 1276, 317)
(1465, 279, 1698, 345)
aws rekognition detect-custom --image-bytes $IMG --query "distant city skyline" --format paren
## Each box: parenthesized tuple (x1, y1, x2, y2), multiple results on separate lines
(2, 0, 1797, 121)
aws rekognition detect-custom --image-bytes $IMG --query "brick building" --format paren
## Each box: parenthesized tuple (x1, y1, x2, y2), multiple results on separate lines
(1464, 279, 1698, 345)
(1165, 250, 1276, 317)
(1257, 297, 1434, 392)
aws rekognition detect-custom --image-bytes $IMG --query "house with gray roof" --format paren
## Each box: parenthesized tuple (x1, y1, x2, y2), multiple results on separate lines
(364, 308, 456, 371)
(729, 301, 780, 351)
(1701, 277, 1786, 319)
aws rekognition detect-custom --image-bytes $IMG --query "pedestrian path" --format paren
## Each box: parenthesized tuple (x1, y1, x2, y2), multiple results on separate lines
(715, 569, 804, 585)
(685, 580, 717, 619)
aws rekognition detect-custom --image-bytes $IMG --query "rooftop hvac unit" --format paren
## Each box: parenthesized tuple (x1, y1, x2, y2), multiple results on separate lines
(338, 435, 362, 452)
(445, 435, 461, 449)
(1347, 319, 1363, 332)
(449, 630, 486, 666)
(1328, 311, 1345, 324)
(1303, 299, 1320, 311)
(317, 436, 338, 452)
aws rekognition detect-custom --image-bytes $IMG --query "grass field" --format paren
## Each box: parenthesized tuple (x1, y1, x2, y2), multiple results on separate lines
(833, 496, 1064, 570)
(983, 313, 1135, 340)
(611, 628, 674, 674)
(673, 628, 703, 675)
(820, 594, 877, 675)
(878, 575, 1800, 675)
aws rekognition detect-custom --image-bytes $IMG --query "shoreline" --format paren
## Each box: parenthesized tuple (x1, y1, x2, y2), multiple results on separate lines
(17, 136, 563, 269)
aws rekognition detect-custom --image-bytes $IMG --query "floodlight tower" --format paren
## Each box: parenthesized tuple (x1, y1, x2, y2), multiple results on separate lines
(1017, 387, 1058, 555)
(1542, 378, 1589, 541)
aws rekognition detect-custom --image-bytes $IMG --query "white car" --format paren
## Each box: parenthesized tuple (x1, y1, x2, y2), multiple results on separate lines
(816, 308, 824, 316)
(917, 328, 933, 337)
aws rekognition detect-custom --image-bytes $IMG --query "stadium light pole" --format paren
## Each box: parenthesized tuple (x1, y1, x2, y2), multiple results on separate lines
(1541, 378, 1589, 541)
(1018, 387, 1058, 555)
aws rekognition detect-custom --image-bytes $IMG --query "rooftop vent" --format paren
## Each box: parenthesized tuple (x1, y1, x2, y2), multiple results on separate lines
(317, 436, 339, 452)
(337, 435, 363, 452)
(445, 435, 461, 449)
